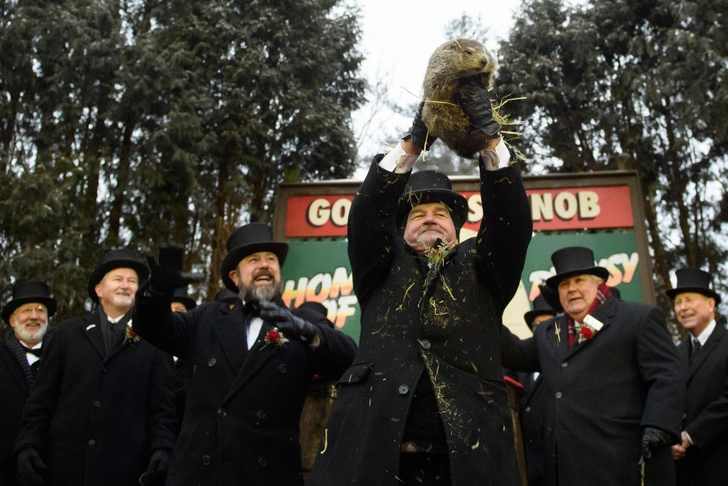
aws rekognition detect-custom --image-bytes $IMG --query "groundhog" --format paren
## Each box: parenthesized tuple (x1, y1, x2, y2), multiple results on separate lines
(422, 38, 498, 158)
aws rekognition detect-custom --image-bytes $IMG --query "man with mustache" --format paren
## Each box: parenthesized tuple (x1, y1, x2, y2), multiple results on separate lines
(15, 249, 177, 486)
(1, 281, 56, 486)
(309, 81, 532, 485)
(132, 223, 357, 485)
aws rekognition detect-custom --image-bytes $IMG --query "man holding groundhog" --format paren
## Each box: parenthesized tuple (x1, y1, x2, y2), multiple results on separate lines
(308, 75, 532, 484)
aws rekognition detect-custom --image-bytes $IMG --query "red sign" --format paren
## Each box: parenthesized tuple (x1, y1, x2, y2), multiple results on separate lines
(284, 186, 634, 238)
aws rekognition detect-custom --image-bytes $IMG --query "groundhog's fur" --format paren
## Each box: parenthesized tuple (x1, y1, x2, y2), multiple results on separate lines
(422, 39, 497, 158)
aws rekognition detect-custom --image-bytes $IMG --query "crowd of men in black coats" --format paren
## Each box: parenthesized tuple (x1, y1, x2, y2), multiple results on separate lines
(2, 82, 726, 486)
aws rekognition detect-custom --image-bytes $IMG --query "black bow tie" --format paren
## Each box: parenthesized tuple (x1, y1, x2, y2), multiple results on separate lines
(243, 300, 260, 316)
(25, 347, 43, 357)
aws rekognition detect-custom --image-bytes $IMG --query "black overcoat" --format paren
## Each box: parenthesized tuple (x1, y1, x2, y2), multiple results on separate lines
(0, 338, 38, 486)
(517, 371, 546, 486)
(675, 322, 728, 486)
(308, 158, 532, 485)
(132, 294, 358, 486)
(14, 312, 177, 485)
(502, 298, 685, 486)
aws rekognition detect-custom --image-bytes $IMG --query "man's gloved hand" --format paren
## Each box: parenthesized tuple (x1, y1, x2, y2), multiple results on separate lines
(258, 300, 319, 344)
(641, 426, 674, 461)
(16, 447, 47, 486)
(138, 449, 171, 486)
(402, 101, 437, 150)
(145, 256, 202, 294)
(455, 77, 501, 137)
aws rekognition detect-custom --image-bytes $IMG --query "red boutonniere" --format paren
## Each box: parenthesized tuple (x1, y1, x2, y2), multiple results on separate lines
(575, 315, 604, 344)
(264, 327, 289, 350)
(125, 321, 141, 344)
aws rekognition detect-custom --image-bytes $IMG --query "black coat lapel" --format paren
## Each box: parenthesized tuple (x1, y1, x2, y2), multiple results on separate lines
(80, 314, 106, 359)
(213, 301, 248, 374)
(1, 344, 29, 393)
(546, 315, 569, 358)
(689, 323, 724, 378)
(222, 322, 275, 405)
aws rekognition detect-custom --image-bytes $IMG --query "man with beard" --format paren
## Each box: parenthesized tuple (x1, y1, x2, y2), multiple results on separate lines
(1, 281, 56, 486)
(309, 81, 532, 485)
(132, 222, 357, 485)
(15, 249, 177, 486)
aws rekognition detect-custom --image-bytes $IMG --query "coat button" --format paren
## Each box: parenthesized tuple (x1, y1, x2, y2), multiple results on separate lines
(217, 408, 227, 418)
(420, 339, 431, 350)
(561, 362, 568, 367)
(256, 410, 267, 419)
(555, 391, 563, 399)
(88, 439, 96, 446)
(258, 457, 268, 467)
(398, 385, 409, 395)
(525, 406, 531, 413)
(278, 364, 288, 373)
(208, 358, 217, 367)
(202, 455, 211, 466)
(93, 401, 101, 408)
(101, 366, 108, 373)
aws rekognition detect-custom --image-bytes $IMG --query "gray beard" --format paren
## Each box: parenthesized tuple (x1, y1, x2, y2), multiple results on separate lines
(238, 282, 283, 303)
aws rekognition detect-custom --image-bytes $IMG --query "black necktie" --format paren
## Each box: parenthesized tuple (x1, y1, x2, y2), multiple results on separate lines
(690, 339, 702, 364)
(25, 347, 43, 357)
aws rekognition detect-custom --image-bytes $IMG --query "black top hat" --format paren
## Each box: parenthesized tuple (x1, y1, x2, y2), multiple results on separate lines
(396, 170, 468, 230)
(171, 287, 197, 310)
(221, 223, 289, 292)
(3, 280, 57, 323)
(298, 301, 329, 319)
(214, 287, 239, 305)
(666, 268, 721, 304)
(87, 248, 149, 303)
(524, 293, 557, 330)
(297, 301, 334, 329)
(545, 246, 610, 290)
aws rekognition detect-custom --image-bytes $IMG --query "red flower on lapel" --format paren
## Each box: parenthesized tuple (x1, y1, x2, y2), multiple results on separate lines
(580, 326, 594, 341)
(125, 322, 141, 344)
(264, 327, 289, 350)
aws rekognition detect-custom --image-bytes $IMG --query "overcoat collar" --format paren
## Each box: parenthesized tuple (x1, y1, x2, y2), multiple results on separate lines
(80, 313, 106, 359)
(546, 296, 618, 359)
(1, 343, 29, 393)
(79, 312, 134, 362)
(687, 322, 724, 380)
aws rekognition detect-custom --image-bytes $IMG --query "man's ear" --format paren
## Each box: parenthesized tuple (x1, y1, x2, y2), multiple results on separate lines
(229, 270, 239, 286)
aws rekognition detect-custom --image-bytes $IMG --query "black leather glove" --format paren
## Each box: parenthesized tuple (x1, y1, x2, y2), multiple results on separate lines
(455, 77, 501, 137)
(16, 447, 47, 486)
(640, 426, 673, 461)
(402, 101, 436, 149)
(145, 256, 203, 294)
(258, 300, 319, 344)
(138, 449, 171, 486)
